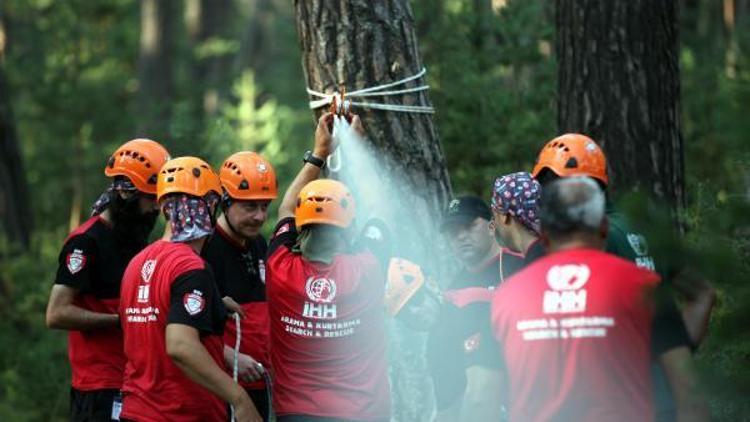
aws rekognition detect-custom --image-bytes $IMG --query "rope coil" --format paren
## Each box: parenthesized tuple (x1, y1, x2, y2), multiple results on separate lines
(307, 67, 435, 114)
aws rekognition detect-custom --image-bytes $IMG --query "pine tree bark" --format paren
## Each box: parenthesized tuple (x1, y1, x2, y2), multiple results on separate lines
(295, 0, 451, 214)
(295, 1, 451, 420)
(137, 0, 176, 139)
(0, 65, 31, 250)
(556, 0, 685, 214)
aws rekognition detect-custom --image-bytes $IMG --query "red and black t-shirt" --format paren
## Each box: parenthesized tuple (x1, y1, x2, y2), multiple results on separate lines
(119, 240, 228, 422)
(54, 216, 143, 391)
(202, 225, 270, 390)
(491, 248, 659, 422)
(266, 217, 391, 420)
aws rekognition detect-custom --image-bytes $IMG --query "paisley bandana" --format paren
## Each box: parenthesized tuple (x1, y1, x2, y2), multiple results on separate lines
(491, 172, 542, 235)
(162, 193, 220, 243)
(90, 178, 139, 216)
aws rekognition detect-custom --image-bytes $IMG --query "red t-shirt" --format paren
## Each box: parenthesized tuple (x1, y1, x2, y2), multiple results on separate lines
(266, 218, 391, 420)
(119, 240, 228, 422)
(54, 216, 136, 391)
(491, 248, 659, 422)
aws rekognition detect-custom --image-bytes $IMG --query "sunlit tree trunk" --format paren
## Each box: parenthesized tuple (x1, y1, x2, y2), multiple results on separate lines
(137, 0, 176, 139)
(295, 1, 451, 420)
(556, 0, 685, 215)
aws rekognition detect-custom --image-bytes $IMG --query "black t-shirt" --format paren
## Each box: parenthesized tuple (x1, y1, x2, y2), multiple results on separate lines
(201, 225, 267, 304)
(55, 216, 144, 298)
(167, 267, 226, 335)
(499, 240, 545, 284)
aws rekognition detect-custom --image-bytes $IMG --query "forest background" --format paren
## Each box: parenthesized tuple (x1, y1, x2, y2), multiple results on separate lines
(0, 0, 748, 420)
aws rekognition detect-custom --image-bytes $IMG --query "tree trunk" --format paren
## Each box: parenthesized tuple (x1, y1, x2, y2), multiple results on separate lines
(0, 65, 31, 250)
(295, 1, 451, 420)
(137, 0, 176, 139)
(556, 0, 685, 214)
(234, 0, 274, 77)
(186, 0, 235, 116)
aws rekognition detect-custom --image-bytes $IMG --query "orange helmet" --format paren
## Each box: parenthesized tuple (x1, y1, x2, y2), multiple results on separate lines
(220, 152, 278, 200)
(295, 179, 355, 229)
(385, 258, 426, 316)
(156, 156, 222, 202)
(104, 138, 170, 194)
(532, 133, 609, 185)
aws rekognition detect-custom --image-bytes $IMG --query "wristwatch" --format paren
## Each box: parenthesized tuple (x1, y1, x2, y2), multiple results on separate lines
(303, 150, 325, 168)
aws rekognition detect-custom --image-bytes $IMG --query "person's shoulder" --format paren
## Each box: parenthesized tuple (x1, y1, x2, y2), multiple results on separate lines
(157, 242, 206, 273)
(201, 232, 229, 261)
(63, 216, 106, 246)
(590, 250, 660, 284)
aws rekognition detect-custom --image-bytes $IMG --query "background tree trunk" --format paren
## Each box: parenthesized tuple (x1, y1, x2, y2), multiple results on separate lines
(295, 1, 452, 420)
(186, 0, 235, 117)
(556, 0, 685, 215)
(234, 0, 274, 77)
(137, 0, 176, 139)
(0, 64, 31, 250)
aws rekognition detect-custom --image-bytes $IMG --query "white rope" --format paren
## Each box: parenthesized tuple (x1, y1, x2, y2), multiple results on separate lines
(306, 67, 434, 114)
(230, 312, 241, 422)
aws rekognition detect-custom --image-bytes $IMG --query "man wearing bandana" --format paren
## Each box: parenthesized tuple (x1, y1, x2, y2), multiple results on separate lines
(46, 139, 170, 422)
(266, 112, 391, 422)
(490, 172, 546, 283)
(118, 157, 261, 422)
(201, 152, 278, 420)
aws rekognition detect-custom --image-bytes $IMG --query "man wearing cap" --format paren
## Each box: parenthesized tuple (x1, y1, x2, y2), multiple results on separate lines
(426, 195, 504, 421)
(46, 139, 170, 421)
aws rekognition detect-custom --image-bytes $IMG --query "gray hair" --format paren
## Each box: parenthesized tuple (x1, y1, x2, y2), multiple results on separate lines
(539, 177, 605, 236)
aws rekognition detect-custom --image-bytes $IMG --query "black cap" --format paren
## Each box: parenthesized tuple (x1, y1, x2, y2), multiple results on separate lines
(441, 195, 493, 229)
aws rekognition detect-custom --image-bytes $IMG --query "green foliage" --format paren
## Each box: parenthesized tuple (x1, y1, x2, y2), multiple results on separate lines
(415, 0, 556, 196)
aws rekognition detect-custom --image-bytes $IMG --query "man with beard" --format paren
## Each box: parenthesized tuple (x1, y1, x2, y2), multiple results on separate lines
(201, 151, 278, 420)
(46, 139, 170, 421)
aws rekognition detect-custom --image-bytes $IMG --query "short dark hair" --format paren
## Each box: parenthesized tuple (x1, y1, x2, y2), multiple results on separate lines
(540, 177, 605, 237)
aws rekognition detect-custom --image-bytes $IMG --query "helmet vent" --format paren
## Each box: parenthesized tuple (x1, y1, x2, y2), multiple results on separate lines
(565, 157, 578, 168)
(239, 180, 249, 190)
(167, 176, 175, 183)
(192, 168, 201, 177)
(147, 174, 157, 185)
(315, 207, 323, 213)
(107, 157, 115, 168)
